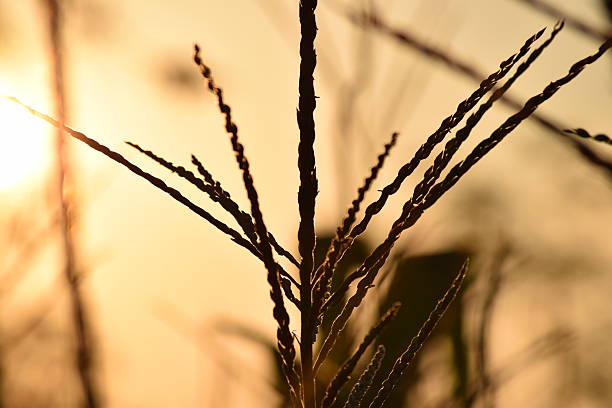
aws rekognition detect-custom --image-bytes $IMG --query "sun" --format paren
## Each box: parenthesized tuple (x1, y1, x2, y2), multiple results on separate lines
(0, 97, 51, 191)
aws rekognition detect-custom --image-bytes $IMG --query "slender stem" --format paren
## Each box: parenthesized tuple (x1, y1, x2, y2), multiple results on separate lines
(44, 1, 98, 407)
(517, 0, 612, 42)
(297, 0, 319, 406)
(0, 345, 4, 408)
(354, 11, 612, 177)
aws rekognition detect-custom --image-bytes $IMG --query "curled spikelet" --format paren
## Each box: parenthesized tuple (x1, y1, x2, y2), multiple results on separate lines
(321, 303, 400, 408)
(412, 21, 564, 203)
(369, 262, 468, 408)
(191, 153, 301, 268)
(4, 96, 263, 259)
(517, 0, 612, 42)
(314, 28, 544, 320)
(564, 128, 612, 146)
(421, 37, 612, 207)
(315, 253, 388, 373)
(315, 36, 611, 375)
(343, 345, 386, 408)
(126, 142, 301, 296)
(194, 45, 302, 403)
(312, 132, 399, 323)
(191, 154, 229, 198)
(355, 11, 612, 177)
(348, 27, 544, 239)
(296, 1, 320, 406)
(341, 132, 400, 238)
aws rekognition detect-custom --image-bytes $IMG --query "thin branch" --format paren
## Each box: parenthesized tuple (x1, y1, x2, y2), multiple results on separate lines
(338, 38, 610, 320)
(269, 232, 301, 269)
(297, 0, 320, 406)
(315, 37, 610, 374)
(564, 128, 612, 146)
(349, 25, 543, 238)
(314, 254, 387, 373)
(411, 21, 564, 204)
(473, 246, 509, 408)
(312, 131, 398, 285)
(128, 142, 258, 242)
(351, 11, 612, 178)
(320, 21, 558, 314)
(43, 1, 98, 406)
(312, 131, 399, 341)
(421, 37, 612, 208)
(193, 45, 302, 405)
(321, 303, 400, 408)
(320, 27, 545, 315)
(340, 132, 399, 237)
(369, 262, 467, 408)
(192, 153, 302, 268)
(343, 345, 386, 408)
(516, 0, 612, 42)
(126, 142, 301, 293)
(190, 154, 225, 193)
(434, 328, 574, 408)
(0, 211, 59, 296)
(3, 96, 263, 262)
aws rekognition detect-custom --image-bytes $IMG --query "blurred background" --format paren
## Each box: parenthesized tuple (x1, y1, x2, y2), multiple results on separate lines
(0, 0, 611, 407)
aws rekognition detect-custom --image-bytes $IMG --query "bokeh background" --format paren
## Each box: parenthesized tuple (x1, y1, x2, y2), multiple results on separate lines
(0, 0, 611, 407)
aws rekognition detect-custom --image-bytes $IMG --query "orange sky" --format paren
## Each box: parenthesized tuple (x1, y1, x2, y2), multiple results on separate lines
(0, 0, 611, 407)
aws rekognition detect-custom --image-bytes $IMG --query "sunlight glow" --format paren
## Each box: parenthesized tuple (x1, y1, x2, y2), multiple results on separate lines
(0, 97, 51, 190)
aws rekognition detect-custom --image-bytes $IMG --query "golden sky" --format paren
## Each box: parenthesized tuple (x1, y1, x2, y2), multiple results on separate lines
(0, 0, 611, 406)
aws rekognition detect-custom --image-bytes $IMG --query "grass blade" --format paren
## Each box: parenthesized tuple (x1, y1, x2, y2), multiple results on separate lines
(516, 0, 612, 42)
(353, 11, 612, 178)
(320, 27, 546, 315)
(343, 345, 386, 408)
(193, 45, 302, 403)
(564, 128, 612, 146)
(126, 142, 301, 293)
(321, 303, 400, 408)
(312, 132, 399, 322)
(412, 22, 565, 204)
(297, 1, 320, 405)
(369, 262, 467, 408)
(4, 96, 264, 258)
(192, 153, 301, 268)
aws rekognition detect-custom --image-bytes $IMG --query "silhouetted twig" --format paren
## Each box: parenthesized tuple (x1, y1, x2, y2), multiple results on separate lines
(350, 10, 612, 178)
(321, 28, 546, 315)
(194, 45, 302, 404)
(321, 303, 400, 408)
(515, 0, 612, 42)
(3, 96, 265, 259)
(296, 1, 320, 405)
(473, 245, 510, 408)
(370, 262, 467, 408)
(312, 132, 399, 321)
(126, 142, 301, 296)
(343, 345, 385, 408)
(43, 1, 98, 406)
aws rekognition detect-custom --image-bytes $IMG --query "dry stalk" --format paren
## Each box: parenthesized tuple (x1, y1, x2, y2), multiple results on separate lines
(352, 10, 612, 177)
(297, 1, 320, 406)
(193, 46, 302, 404)
(43, 1, 98, 406)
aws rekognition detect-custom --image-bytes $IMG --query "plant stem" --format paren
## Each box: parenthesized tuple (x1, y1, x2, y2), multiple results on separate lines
(297, 0, 319, 406)
(44, 1, 98, 407)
